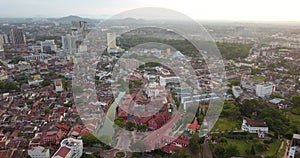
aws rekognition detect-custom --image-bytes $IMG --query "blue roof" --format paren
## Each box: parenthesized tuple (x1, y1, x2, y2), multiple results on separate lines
(172, 51, 184, 58)
(269, 98, 284, 104)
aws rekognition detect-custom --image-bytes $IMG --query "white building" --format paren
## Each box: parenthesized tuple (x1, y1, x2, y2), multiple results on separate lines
(62, 34, 78, 54)
(0, 34, 10, 44)
(255, 83, 275, 98)
(107, 32, 117, 51)
(28, 79, 44, 86)
(22, 53, 51, 61)
(28, 146, 50, 158)
(0, 37, 3, 52)
(52, 138, 83, 158)
(145, 82, 166, 97)
(160, 76, 180, 86)
(55, 79, 63, 92)
(241, 117, 268, 138)
(41, 40, 57, 53)
(232, 86, 243, 98)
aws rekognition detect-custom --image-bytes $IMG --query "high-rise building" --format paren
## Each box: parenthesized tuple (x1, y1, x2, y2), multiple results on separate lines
(0, 37, 3, 52)
(41, 40, 57, 53)
(107, 32, 117, 51)
(255, 83, 275, 98)
(52, 138, 83, 158)
(0, 34, 10, 44)
(62, 34, 78, 54)
(10, 28, 26, 45)
(72, 21, 88, 38)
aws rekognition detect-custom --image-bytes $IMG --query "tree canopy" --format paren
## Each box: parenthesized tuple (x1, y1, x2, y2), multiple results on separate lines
(0, 81, 19, 93)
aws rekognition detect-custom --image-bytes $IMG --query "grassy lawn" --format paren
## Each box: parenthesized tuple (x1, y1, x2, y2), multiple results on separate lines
(212, 117, 241, 132)
(226, 139, 249, 155)
(278, 139, 287, 158)
(258, 139, 281, 156)
(286, 112, 300, 132)
(224, 139, 281, 157)
(252, 76, 266, 81)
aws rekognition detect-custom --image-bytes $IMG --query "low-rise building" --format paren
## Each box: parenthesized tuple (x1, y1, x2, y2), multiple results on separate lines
(52, 138, 83, 158)
(288, 134, 300, 158)
(28, 146, 50, 158)
(55, 79, 63, 92)
(241, 117, 268, 138)
(232, 86, 243, 98)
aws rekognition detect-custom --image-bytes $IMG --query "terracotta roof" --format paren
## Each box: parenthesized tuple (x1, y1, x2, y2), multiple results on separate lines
(10, 130, 21, 138)
(117, 110, 128, 118)
(187, 118, 201, 131)
(162, 144, 181, 153)
(243, 117, 267, 127)
(53, 146, 71, 158)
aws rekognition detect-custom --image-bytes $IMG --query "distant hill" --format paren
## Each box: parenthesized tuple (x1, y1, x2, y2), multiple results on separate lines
(47, 15, 98, 23)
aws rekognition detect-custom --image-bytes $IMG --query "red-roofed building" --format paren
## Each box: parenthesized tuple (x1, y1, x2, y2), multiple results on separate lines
(40, 129, 64, 145)
(161, 136, 189, 153)
(148, 114, 167, 131)
(52, 146, 71, 158)
(186, 118, 201, 134)
(147, 105, 171, 131)
(52, 138, 83, 158)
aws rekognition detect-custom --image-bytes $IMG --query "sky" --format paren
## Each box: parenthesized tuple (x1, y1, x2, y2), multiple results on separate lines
(1, 0, 300, 21)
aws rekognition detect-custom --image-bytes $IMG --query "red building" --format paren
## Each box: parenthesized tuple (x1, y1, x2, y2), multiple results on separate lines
(147, 105, 171, 131)
(186, 117, 201, 134)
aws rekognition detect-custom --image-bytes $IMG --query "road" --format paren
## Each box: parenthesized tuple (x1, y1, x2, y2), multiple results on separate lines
(116, 132, 131, 151)
(202, 141, 213, 158)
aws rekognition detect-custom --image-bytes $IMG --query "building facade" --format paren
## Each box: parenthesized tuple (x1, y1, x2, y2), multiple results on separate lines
(41, 40, 57, 53)
(107, 32, 117, 51)
(10, 28, 26, 45)
(255, 83, 275, 98)
(28, 146, 50, 158)
(62, 34, 78, 54)
(241, 117, 268, 138)
(52, 138, 83, 158)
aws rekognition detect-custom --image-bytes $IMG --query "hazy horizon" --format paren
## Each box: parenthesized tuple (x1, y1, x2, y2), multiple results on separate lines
(1, 0, 300, 22)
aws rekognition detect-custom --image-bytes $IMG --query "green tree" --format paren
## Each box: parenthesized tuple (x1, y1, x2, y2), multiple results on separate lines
(250, 145, 256, 155)
(137, 124, 148, 132)
(40, 79, 52, 87)
(133, 80, 143, 86)
(114, 118, 125, 128)
(82, 134, 101, 146)
(291, 94, 300, 107)
(270, 93, 286, 99)
(170, 149, 192, 158)
(8, 56, 25, 64)
(0, 82, 19, 93)
(189, 132, 200, 155)
(225, 145, 239, 157)
(221, 101, 241, 118)
(229, 80, 240, 86)
(214, 145, 226, 158)
(125, 122, 136, 131)
(239, 99, 257, 117)
(63, 81, 71, 90)
(220, 137, 227, 143)
(45, 108, 50, 114)
(81, 154, 96, 158)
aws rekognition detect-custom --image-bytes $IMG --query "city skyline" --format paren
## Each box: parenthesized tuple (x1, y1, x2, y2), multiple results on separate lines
(1, 0, 300, 21)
